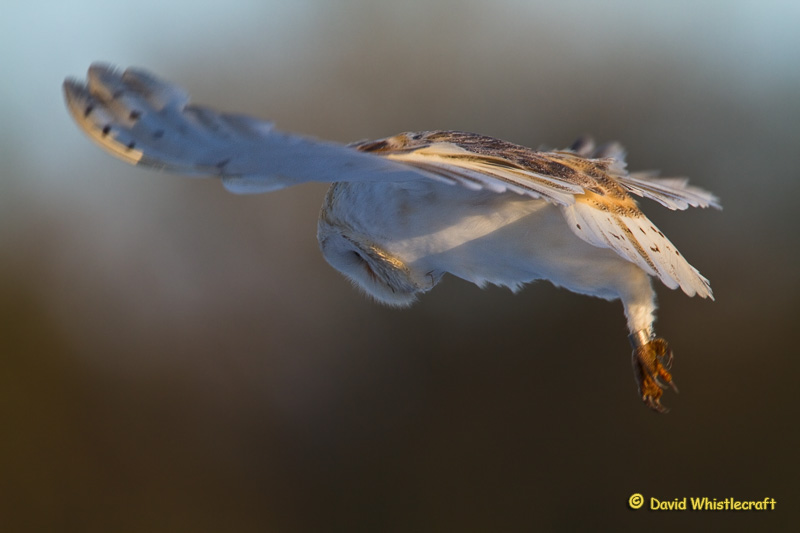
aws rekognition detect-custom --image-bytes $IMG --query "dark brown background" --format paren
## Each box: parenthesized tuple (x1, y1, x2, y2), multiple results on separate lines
(2, 1, 798, 531)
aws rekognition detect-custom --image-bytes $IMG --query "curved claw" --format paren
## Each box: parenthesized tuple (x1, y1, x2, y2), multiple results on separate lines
(643, 394, 669, 414)
(632, 337, 678, 413)
(661, 346, 675, 370)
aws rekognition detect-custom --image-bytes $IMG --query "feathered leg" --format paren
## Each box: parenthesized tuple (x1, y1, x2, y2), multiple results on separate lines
(620, 271, 679, 413)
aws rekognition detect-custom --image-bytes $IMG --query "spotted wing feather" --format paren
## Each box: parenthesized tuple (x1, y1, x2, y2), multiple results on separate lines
(563, 197, 713, 298)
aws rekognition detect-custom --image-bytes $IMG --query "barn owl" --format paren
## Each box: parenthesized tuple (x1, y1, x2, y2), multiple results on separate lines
(63, 64, 720, 412)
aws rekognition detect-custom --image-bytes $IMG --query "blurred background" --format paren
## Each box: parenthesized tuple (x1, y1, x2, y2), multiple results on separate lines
(2, 0, 798, 530)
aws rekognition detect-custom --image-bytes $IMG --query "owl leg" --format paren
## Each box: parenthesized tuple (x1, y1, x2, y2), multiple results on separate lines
(620, 273, 678, 413)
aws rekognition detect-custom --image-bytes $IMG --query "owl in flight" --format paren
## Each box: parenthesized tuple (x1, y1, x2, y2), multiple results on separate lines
(63, 64, 720, 412)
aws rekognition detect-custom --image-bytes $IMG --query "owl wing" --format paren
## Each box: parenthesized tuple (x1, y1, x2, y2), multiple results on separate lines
(63, 64, 438, 193)
(64, 64, 719, 297)
(63, 64, 605, 202)
(363, 131, 720, 211)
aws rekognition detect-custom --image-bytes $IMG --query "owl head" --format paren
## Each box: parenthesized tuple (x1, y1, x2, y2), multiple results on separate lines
(317, 222, 435, 307)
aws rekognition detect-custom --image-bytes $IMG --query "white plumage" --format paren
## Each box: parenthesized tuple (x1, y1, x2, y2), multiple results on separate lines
(63, 64, 720, 412)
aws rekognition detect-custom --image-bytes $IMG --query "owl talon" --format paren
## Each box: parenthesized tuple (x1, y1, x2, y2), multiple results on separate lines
(662, 349, 674, 370)
(643, 394, 669, 414)
(632, 337, 677, 413)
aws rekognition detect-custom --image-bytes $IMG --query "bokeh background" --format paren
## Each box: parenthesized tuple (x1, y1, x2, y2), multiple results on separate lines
(2, 0, 798, 530)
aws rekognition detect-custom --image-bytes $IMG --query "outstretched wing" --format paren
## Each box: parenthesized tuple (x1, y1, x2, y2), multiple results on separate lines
(64, 64, 719, 297)
(63, 64, 434, 193)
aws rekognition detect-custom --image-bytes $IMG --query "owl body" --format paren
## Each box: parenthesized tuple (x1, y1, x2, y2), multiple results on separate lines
(318, 179, 654, 332)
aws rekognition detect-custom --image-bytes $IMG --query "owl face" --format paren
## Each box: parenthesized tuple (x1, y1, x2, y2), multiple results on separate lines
(316, 181, 440, 307)
(317, 221, 425, 307)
